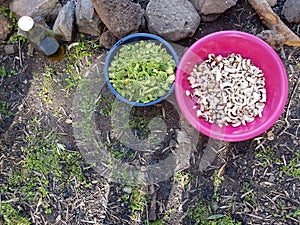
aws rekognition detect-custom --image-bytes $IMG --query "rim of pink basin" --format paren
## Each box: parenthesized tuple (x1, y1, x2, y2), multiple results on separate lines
(175, 31, 288, 142)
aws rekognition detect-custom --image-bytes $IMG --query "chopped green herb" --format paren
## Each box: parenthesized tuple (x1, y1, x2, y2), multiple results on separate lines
(108, 40, 176, 103)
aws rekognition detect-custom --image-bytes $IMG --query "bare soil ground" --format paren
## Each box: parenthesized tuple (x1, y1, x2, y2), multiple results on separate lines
(0, 0, 299, 224)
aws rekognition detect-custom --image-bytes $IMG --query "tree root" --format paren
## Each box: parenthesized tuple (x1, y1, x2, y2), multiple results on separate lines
(248, 0, 300, 47)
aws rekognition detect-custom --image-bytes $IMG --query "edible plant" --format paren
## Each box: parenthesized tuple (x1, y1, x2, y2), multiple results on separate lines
(0, 203, 31, 225)
(189, 199, 242, 225)
(107, 142, 128, 161)
(0, 101, 10, 116)
(0, 66, 17, 78)
(38, 66, 55, 105)
(118, 184, 147, 222)
(108, 40, 176, 103)
(213, 169, 224, 201)
(281, 150, 300, 179)
(174, 171, 193, 189)
(0, 100, 13, 126)
(130, 187, 147, 221)
(1, 124, 88, 220)
(0, 6, 26, 43)
(255, 146, 281, 167)
(63, 36, 100, 91)
(241, 182, 256, 204)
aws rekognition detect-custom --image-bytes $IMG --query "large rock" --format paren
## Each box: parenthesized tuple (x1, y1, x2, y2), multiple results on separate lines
(282, 0, 300, 23)
(9, 0, 61, 20)
(146, 0, 200, 42)
(196, 0, 238, 21)
(91, 0, 144, 38)
(189, 0, 201, 11)
(0, 14, 12, 41)
(53, 0, 76, 41)
(75, 0, 102, 36)
(199, 0, 238, 15)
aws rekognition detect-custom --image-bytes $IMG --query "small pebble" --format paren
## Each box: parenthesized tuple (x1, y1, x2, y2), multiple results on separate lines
(100, 30, 118, 49)
(65, 118, 72, 124)
(91, 180, 99, 184)
(267, 0, 277, 7)
(123, 187, 132, 194)
(169, 139, 179, 148)
(27, 44, 34, 57)
(268, 175, 276, 182)
(17, 104, 23, 111)
(267, 130, 275, 140)
(256, 30, 286, 50)
(4, 44, 16, 55)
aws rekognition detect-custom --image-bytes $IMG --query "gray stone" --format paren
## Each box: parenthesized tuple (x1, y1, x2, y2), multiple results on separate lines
(189, 0, 201, 11)
(190, 1, 221, 22)
(169, 42, 188, 60)
(75, 0, 102, 36)
(201, 13, 220, 22)
(53, 0, 76, 41)
(256, 30, 286, 50)
(4, 44, 16, 55)
(199, 0, 238, 15)
(282, 0, 300, 23)
(100, 30, 118, 49)
(91, 0, 144, 38)
(146, 0, 200, 42)
(33, 16, 50, 29)
(10, 0, 61, 20)
(266, 0, 277, 7)
(0, 14, 11, 41)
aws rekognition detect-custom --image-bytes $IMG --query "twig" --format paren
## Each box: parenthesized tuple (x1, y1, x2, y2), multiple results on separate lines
(278, 76, 300, 137)
(245, 213, 264, 220)
(248, 0, 300, 46)
(255, 138, 266, 150)
(80, 220, 97, 224)
(286, 215, 300, 223)
(241, 190, 253, 199)
(18, 39, 24, 69)
(280, 47, 286, 59)
(296, 123, 300, 137)
(217, 162, 227, 177)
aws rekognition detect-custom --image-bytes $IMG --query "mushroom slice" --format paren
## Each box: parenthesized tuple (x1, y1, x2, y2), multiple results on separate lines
(187, 53, 266, 128)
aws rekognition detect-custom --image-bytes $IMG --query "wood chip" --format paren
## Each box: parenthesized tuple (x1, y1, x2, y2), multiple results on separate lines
(65, 118, 72, 124)
(261, 181, 274, 186)
(217, 162, 227, 177)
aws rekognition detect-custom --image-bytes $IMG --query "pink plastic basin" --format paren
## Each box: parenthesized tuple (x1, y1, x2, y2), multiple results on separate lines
(175, 31, 288, 142)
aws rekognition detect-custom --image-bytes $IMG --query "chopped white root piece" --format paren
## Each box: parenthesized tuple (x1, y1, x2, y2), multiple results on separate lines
(186, 53, 267, 128)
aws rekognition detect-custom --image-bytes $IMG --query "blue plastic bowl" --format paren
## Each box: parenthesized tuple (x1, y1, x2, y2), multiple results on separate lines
(104, 33, 179, 106)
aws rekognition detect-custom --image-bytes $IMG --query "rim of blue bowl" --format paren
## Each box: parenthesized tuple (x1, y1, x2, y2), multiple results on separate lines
(104, 33, 179, 107)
